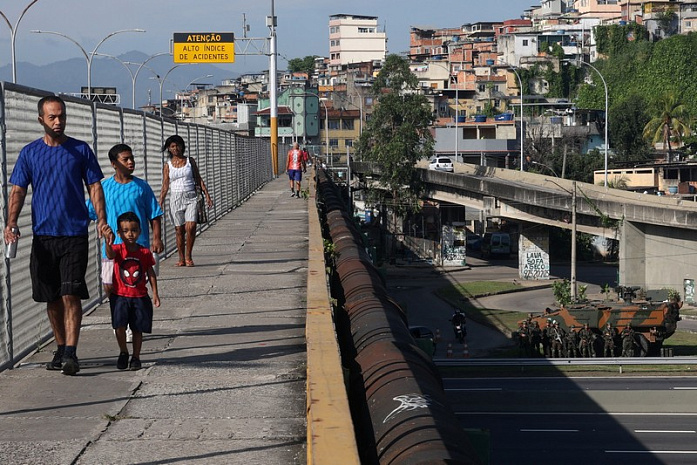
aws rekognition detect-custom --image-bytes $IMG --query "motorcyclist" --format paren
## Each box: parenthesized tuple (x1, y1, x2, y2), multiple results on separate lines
(450, 308, 467, 342)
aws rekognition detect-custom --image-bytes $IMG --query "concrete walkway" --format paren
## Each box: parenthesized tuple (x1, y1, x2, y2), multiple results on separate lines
(0, 177, 308, 464)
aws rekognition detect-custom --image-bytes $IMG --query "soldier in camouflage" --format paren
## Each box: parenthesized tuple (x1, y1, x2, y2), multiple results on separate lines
(621, 324, 636, 357)
(602, 323, 617, 357)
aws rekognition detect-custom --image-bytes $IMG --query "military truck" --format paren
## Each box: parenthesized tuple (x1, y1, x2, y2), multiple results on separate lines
(525, 286, 682, 357)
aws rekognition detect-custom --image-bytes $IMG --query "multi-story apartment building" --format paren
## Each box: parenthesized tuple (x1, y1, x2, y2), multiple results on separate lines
(328, 14, 387, 75)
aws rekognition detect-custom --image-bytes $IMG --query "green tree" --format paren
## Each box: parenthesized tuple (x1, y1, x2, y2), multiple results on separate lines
(642, 92, 691, 161)
(356, 54, 434, 218)
(609, 94, 652, 163)
(287, 55, 318, 75)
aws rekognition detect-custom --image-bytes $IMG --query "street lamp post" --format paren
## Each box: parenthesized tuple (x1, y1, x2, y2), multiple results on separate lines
(319, 98, 330, 167)
(182, 74, 213, 121)
(531, 160, 559, 178)
(31, 28, 145, 101)
(0, 0, 40, 83)
(572, 59, 609, 187)
(93, 53, 141, 109)
(131, 52, 172, 109)
(546, 178, 578, 302)
(508, 66, 525, 171)
(149, 65, 184, 118)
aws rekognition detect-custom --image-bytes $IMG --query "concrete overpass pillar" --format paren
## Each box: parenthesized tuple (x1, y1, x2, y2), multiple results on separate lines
(519, 225, 550, 280)
(620, 220, 697, 294)
(619, 220, 646, 289)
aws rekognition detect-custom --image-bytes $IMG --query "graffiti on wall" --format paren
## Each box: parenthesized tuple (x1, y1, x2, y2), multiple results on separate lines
(442, 224, 467, 267)
(519, 234, 550, 280)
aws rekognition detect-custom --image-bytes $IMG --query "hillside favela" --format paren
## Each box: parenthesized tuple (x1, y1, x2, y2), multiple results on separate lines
(2, 1, 697, 465)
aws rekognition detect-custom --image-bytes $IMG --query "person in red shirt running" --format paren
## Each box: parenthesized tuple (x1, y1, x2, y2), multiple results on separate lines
(104, 211, 160, 370)
(286, 142, 306, 198)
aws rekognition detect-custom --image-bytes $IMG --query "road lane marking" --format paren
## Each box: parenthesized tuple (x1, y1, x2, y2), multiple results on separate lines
(445, 388, 503, 391)
(635, 430, 696, 434)
(455, 412, 697, 416)
(607, 451, 697, 454)
(521, 429, 578, 433)
(672, 387, 697, 390)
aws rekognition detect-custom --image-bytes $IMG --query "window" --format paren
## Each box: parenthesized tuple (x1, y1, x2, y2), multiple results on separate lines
(342, 119, 354, 130)
(358, 27, 375, 33)
(329, 138, 339, 147)
(345, 139, 353, 147)
(328, 119, 340, 130)
(522, 39, 529, 46)
(478, 84, 486, 92)
(330, 26, 338, 34)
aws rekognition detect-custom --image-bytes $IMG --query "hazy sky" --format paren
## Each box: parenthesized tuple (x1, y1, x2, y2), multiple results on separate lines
(1, 0, 536, 73)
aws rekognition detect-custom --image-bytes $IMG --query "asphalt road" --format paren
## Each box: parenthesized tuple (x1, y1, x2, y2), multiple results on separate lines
(386, 255, 696, 357)
(386, 256, 697, 464)
(386, 256, 620, 356)
(447, 376, 697, 465)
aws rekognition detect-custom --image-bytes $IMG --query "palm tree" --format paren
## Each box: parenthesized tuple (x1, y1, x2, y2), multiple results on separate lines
(643, 93, 691, 162)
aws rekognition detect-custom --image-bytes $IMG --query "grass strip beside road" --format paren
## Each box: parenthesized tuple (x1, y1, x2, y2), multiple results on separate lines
(435, 280, 697, 358)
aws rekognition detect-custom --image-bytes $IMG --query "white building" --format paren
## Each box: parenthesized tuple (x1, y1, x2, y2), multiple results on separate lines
(328, 14, 387, 73)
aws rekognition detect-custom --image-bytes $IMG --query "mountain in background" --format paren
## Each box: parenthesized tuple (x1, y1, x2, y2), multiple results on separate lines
(0, 51, 247, 109)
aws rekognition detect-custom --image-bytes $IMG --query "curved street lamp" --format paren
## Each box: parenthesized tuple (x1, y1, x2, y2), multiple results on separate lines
(181, 74, 213, 121)
(151, 65, 187, 118)
(531, 160, 559, 178)
(131, 52, 173, 109)
(568, 59, 609, 188)
(30, 28, 145, 101)
(0, 0, 40, 83)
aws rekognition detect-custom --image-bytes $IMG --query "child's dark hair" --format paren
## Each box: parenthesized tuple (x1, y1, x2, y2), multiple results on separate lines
(117, 211, 140, 229)
(162, 134, 186, 157)
(108, 143, 133, 163)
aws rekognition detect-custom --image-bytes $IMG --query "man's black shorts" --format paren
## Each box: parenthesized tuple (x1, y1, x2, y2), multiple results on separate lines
(30, 235, 89, 302)
(109, 294, 153, 333)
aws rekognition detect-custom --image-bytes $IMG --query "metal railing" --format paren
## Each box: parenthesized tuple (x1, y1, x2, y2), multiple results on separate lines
(0, 81, 289, 370)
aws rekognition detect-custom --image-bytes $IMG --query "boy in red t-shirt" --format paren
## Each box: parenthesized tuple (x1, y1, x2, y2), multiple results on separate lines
(103, 211, 160, 370)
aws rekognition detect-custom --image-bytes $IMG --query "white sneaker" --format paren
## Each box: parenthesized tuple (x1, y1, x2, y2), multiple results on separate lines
(126, 326, 133, 343)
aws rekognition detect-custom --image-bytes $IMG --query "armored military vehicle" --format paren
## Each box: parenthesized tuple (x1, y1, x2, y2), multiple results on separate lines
(526, 286, 681, 357)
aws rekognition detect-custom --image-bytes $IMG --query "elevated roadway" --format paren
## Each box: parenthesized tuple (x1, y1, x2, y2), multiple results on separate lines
(352, 160, 697, 292)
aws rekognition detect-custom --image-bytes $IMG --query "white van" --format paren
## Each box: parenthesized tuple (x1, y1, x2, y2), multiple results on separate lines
(481, 232, 511, 258)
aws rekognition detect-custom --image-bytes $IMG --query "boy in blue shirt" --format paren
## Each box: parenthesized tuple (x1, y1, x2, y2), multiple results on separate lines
(88, 143, 163, 297)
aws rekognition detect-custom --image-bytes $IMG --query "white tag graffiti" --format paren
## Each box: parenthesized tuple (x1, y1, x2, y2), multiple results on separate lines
(383, 394, 432, 423)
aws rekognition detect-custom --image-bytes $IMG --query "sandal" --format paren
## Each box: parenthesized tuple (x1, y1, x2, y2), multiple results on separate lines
(175, 260, 185, 267)
(185, 259, 195, 267)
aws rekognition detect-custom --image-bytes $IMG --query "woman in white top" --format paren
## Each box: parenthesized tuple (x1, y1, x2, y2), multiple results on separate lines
(159, 134, 212, 267)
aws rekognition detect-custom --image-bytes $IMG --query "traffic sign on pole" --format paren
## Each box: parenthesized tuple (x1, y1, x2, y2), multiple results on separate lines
(172, 32, 235, 63)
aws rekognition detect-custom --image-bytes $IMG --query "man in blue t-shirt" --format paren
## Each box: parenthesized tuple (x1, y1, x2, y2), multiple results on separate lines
(3, 95, 109, 376)
(87, 143, 164, 297)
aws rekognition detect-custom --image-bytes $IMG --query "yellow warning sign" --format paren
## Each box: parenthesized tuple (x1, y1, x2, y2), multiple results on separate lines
(173, 32, 235, 63)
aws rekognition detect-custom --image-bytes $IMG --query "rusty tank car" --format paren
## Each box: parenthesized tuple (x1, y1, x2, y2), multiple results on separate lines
(524, 287, 682, 357)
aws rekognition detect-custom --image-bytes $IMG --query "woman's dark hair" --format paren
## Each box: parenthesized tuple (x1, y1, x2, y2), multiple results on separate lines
(108, 143, 132, 163)
(162, 134, 186, 156)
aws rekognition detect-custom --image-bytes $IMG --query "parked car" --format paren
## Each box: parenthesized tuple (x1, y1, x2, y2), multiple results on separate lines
(481, 232, 511, 258)
(428, 156, 454, 172)
(466, 233, 482, 251)
(409, 326, 437, 357)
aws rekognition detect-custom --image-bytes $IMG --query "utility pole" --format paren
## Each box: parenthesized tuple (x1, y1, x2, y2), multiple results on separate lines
(268, 1, 278, 176)
(571, 181, 577, 302)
